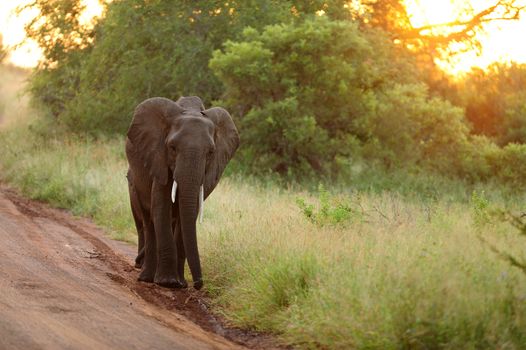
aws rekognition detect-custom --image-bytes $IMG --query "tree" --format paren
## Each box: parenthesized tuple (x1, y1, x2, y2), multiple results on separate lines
(16, 0, 103, 122)
(210, 17, 469, 177)
(210, 18, 379, 176)
(456, 63, 526, 144)
(357, 0, 526, 96)
(396, 0, 525, 46)
(22, 0, 313, 133)
(18, 0, 99, 67)
(23, 0, 526, 134)
(355, 0, 525, 50)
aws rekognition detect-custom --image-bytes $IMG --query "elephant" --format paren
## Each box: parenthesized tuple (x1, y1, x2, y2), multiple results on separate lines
(125, 96, 239, 289)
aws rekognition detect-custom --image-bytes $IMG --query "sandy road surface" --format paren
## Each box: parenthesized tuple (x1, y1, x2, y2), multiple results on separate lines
(0, 186, 252, 350)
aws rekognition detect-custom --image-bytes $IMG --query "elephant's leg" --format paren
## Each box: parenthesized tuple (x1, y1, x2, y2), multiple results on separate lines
(135, 243, 145, 269)
(151, 180, 179, 288)
(127, 171, 145, 268)
(138, 217, 157, 283)
(131, 197, 145, 268)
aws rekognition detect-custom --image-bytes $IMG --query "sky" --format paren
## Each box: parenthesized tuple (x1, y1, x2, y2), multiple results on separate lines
(405, 0, 526, 74)
(1, 0, 526, 74)
(0, 0, 103, 67)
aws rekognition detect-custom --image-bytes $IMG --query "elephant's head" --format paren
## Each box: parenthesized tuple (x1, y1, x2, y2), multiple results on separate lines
(127, 96, 239, 287)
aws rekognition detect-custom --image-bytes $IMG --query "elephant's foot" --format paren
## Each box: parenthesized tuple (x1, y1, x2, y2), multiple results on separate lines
(177, 278, 188, 289)
(134, 257, 143, 269)
(154, 274, 185, 289)
(193, 278, 203, 290)
(138, 266, 155, 283)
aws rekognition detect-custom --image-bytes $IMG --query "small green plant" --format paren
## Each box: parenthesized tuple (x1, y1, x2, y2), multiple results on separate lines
(471, 190, 491, 227)
(296, 185, 358, 227)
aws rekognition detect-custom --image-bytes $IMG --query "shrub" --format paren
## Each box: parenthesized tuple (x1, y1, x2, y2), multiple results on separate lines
(211, 17, 424, 178)
(296, 185, 360, 226)
(211, 17, 476, 178)
(365, 83, 470, 172)
(487, 143, 526, 186)
(471, 190, 491, 228)
(454, 63, 526, 144)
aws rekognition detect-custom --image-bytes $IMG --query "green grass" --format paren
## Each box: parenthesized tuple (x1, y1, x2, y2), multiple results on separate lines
(1, 121, 525, 349)
(0, 124, 136, 242)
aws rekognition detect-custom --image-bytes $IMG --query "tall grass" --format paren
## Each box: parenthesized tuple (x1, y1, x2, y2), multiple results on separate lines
(202, 181, 526, 348)
(1, 120, 525, 348)
(0, 124, 135, 242)
(0, 64, 32, 128)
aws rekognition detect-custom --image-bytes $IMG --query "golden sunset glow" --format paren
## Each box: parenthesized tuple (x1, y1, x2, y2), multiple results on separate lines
(1, 1, 526, 74)
(0, 0, 103, 68)
(404, 0, 526, 75)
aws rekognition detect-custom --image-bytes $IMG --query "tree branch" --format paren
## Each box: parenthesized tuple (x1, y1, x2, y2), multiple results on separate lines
(397, 0, 525, 44)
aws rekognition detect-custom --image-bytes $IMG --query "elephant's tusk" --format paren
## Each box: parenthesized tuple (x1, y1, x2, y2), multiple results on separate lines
(198, 185, 204, 224)
(171, 180, 178, 203)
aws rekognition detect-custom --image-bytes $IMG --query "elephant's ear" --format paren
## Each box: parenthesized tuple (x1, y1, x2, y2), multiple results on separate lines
(202, 107, 239, 198)
(127, 97, 183, 186)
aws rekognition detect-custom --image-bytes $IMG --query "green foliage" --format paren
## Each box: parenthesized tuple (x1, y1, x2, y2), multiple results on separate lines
(29, 49, 91, 121)
(366, 83, 470, 172)
(471, 190, 491, 228)
(223, 252, 320, 331)
(211, 17, 483, 178)
(456, 63, 526, 144)
(296, 185, 358, 226)
(211, 17, 424, 177)
(20, 0, 100, 120)
(0, 123, 135, 242)
(18, 0, 97, 67)
(22, 1, 526, 187)
(487, 143, 526, 186)
(26, 0, 358, 134)
(202, 176, 526, 349)
(456, 136, 526, 187)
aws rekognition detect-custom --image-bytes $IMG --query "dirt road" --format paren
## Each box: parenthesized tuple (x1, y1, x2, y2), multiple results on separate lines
(0, 186, 259, 350)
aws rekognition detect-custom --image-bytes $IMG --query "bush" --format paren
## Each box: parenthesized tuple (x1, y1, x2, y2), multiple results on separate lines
(487, 143, 526, 186)
(454, 136, 526, 188)
(365, 83, 470, 172)
(211, 17, 422, 178)
(455, 63, 526, 144)
(211, 17, 476, 178)
(296, 185, 360, 226)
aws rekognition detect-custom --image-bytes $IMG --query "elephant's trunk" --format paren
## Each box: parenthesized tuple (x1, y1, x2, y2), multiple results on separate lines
(174, 150, 206, 289)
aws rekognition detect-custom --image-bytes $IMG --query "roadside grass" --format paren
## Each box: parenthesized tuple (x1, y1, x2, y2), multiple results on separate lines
(203, 181, 526, 348)
(1, 121, 525, 348)
(0, 64, 32, 128)
(0, 124, 135, 243)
